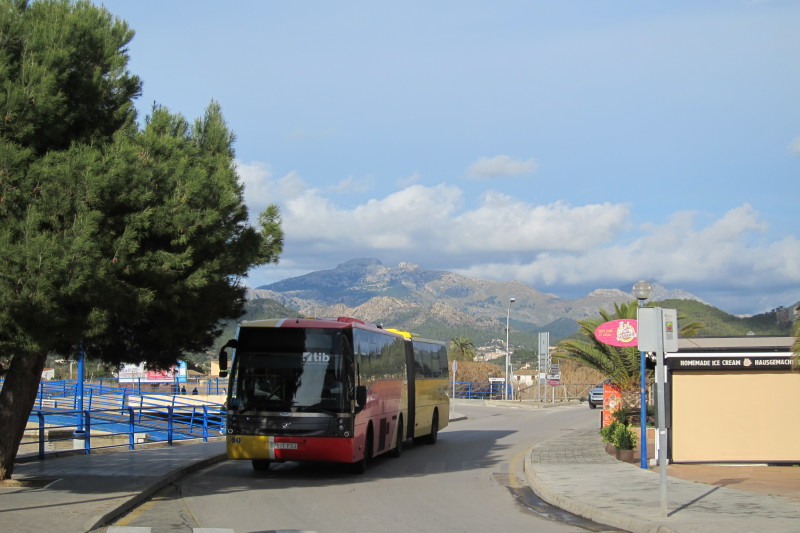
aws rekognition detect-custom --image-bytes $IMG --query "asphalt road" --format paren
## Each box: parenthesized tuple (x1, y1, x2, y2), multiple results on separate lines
(112, 402, 606, 533)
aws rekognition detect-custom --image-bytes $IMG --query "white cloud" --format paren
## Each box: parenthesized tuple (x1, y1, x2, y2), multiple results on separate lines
(449, 193, 629, 253)
(790, 137, 800, 155)
(467, 155, 538, 179)
(396, 172, 421, 188)
(282, 183, 462, 249)
(236, 161, 313, 222)
(329, 175, 374, 194)
(240, 162, 799, 313)
(236, 160, 275, 217)
(457, 205, 800, 296)
(276, 181, 629, 258)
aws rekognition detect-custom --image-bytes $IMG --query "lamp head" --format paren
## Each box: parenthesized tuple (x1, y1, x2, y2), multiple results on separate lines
(632, 280, 652, 301)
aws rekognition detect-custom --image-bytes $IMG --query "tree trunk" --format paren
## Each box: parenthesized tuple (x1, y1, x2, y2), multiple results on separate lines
(0, 350, 48, 479)
(621, 386, 641, 410)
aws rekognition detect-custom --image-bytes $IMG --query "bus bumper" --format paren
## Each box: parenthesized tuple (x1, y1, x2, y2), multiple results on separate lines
(227, 434, 357, 463)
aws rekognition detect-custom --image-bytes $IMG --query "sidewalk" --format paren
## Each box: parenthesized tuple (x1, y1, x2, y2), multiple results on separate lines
(525, 426, 800, 533)
(0, 439, 227, 533)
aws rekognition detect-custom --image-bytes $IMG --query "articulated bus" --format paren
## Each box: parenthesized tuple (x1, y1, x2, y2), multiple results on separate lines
(218, 317, 449, 473)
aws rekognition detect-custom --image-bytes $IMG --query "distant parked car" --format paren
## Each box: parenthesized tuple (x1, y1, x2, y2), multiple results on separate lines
(587, 379, 610, 409)
(587, 386, 604, 409)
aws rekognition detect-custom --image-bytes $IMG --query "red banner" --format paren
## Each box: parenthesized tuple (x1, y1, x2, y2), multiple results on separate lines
(601, 382, 622, 427)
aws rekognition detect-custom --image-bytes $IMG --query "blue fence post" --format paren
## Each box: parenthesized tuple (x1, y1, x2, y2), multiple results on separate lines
(128, 407, 135, 450)
(167, 406, 173, 445)
(202, 405, 208, 442)
(76, 343, 85, 432)
(37, 411, 45, 459)
(83, 410, 91, 454)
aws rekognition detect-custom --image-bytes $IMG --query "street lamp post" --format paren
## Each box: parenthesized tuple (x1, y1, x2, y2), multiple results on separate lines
(632, 280, 652, 470)
(505, 297, 516, 400)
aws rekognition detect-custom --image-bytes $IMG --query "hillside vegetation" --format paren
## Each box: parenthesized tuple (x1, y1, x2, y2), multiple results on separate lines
(653, 299, 794, 337)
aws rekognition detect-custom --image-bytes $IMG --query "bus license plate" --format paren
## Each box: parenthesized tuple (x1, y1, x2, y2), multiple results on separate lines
(270, 442, 298, 450)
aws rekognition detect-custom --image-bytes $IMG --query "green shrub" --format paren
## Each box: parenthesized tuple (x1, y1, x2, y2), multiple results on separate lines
(613, 423, 637, 450)
(600, 420, 622, 444)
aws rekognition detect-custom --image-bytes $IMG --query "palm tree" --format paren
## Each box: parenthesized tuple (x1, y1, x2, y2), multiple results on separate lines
(449, 336, 476, 362)
(557, 301, 705, 410)
(557, 302, 643, 409)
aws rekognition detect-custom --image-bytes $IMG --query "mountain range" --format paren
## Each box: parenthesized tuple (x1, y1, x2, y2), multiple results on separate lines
(245, 258, 737, 346)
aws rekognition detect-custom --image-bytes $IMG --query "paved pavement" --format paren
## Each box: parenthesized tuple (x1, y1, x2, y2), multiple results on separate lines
(1, 440, 228, 533)
(525, 425, 800, 533)
(2, 406, 799, 533)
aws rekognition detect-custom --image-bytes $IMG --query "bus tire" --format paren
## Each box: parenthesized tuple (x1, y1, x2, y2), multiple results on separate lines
(425, 411, 439, 445)
(351, 426, 373, 474)
(390, 416, 403, 458)
(252, 459, 271, 471)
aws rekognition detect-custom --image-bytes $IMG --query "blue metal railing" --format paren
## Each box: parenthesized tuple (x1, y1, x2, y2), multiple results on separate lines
(25, 377, 228, 402)
(24, 404, 225, 459)
(14, 379, 227, 460)
(450, 381, 510, 400)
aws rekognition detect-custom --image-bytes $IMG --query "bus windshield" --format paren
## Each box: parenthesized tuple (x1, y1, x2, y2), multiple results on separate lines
(228, 327, 351, 413)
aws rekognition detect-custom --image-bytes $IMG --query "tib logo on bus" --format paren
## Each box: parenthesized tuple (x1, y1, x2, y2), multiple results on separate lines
(302, 352, 331, 363)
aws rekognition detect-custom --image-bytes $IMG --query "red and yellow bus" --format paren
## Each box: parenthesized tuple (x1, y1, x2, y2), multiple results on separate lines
(218, 317, 449, 473)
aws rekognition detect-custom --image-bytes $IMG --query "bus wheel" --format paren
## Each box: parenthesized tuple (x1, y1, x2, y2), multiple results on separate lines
(425, 412, 439, 445)
(390, 416, 403, 458)
(351, 427, 373, 474)
(252, 459, 271, 471)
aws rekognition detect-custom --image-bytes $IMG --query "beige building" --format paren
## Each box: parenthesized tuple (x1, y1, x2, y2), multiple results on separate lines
(666, 336, 797, 463)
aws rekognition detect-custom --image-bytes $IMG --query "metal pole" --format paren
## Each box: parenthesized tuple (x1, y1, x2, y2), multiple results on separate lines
(75, 342, 85, 434)
(505, 305, 510, 400)
(655, 309, 668, 518)
(633, 280, 652, 470)
(639, 300, 648, 469)
(505, 297, 515, 400)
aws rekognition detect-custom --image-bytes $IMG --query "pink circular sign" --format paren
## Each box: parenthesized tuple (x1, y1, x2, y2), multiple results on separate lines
(594, 319, 638, 347)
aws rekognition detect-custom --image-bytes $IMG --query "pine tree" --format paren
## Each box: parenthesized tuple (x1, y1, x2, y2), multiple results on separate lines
(0, 0, 282, 479)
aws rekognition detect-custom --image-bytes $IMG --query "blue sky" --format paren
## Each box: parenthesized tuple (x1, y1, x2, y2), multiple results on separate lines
(99, 1, 799, 315)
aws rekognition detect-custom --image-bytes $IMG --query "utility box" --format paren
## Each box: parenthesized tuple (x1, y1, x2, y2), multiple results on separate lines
(637, 307, 678, 353)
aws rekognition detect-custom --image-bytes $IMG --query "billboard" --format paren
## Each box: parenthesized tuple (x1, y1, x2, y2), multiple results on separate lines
(118, 361, 187, 383)
(594, 319, 638, 347)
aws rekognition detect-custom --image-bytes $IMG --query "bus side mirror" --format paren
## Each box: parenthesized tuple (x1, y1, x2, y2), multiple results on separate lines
(355, 385, 367, 408)
(218, 339, 238, 378)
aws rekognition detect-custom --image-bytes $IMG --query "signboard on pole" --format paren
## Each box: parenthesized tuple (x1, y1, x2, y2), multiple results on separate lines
(538, 332, 550, 373)
(118, 362, 186, 383)
(637, 307, 679, 353)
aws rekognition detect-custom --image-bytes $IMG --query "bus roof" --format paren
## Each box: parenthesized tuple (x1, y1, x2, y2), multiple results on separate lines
(385, 328, 446, 347)
(240, 316, 395, 334)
